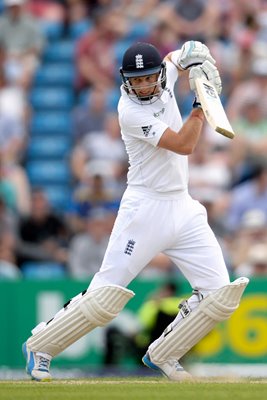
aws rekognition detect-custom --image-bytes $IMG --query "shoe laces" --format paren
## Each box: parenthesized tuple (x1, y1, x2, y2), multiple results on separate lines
(37, 356, 50, 371)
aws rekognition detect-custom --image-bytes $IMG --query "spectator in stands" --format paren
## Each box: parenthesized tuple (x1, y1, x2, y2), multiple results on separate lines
(102, 0, 159, 22)
(226, 160, 267, 232)
(226, 58, 267, 120)
(230, 99, 267, 165)
(72, 87, 107, 143)
(0, 225, 21, 279)
(68, 207, 110, 279)
(188, 133, 231, 204)
(0, 196, 17, 237)
(0, 47, 29, 128)
(188, 134, 232, 247)
(61, 0, 91, 38)
(27, 0, 65, 23)
(0, 96, 27, 166)
(234, 243, 267, 277)
(0, 147, 31, 217)
(73, 171, 120, 213)
(227, 208, 267, 272)
(71, 112, 128, 187)
(75, 7, 128, 92)
(0, 196, 20, 280)
(67, 169, 121, 234)
(206, 8, 262, 107)
(0, 181, 19, 280)
(16, 188, 70, 269)
(157, 0, 220, 42)
(134, 282, 184, 362)
(105, 280, 182, 366)
(232, 12, 260, 82)
(0, 0, 46, 90)
(227, 98, 267, 187)
(0, 156, 17, 212)
(141, 20, 178, 59)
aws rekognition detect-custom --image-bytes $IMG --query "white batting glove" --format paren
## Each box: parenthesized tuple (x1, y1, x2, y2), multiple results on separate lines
(178, 41, 216, 70)
(189, 60, 222, 95)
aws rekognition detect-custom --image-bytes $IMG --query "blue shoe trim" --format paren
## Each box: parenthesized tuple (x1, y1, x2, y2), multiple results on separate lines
(22, 342, 35, 377)
(142, 354, 160, 371)
(22, 342, 51, 381)
(142, 353, 167, 377)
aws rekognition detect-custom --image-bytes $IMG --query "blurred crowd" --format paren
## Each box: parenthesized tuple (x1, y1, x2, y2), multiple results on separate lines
(1, 0, 267, 281)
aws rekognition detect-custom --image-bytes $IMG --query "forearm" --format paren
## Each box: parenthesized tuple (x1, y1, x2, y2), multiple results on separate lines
(176, 108, 205, 154)
(158, 108, 205, 155)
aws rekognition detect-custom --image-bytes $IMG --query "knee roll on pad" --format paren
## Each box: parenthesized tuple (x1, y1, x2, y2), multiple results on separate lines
(27, 285, 135, 357)
(149, 277, 249, 364)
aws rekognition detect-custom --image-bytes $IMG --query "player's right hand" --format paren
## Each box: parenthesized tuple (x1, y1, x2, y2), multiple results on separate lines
(189, 60, 222, 95)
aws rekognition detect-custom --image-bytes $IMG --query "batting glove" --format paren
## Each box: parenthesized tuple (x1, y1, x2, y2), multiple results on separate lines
(189, 60, 222, 96)
(178, 41, 216, 70)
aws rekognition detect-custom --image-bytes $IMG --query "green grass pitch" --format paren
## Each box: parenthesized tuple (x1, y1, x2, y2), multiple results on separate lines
(0, 378, 266, 400)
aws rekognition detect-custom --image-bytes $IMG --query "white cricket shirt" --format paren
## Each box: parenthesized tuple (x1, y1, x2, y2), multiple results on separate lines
(118, 60, 188, 193)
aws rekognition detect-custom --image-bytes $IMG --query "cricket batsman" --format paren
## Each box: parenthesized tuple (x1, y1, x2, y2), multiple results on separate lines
(22, 41, 249, 381)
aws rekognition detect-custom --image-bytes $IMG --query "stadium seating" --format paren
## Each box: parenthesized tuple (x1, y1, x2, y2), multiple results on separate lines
(26, 160, 71, 185)
(69, 20, 92, 39)
(27, 135, 71, 159)
(33, 63, 75, 86)
(41, 185, 72, 210)
(124, 21, 151, 41)
(26, 25, 77, 212)
(42, 40, 76, 63)
(30, 112, 73, 135)
(40, 20, 64, 40)
(29, 87, 75, 111)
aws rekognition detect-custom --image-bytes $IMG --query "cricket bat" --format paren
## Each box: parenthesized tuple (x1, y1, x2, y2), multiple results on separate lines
(195, 77, 235, 139)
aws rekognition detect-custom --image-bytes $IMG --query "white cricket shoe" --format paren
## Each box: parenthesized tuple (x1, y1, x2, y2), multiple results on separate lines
(142, 352, 192, 381)
(22, 342, 52, 381)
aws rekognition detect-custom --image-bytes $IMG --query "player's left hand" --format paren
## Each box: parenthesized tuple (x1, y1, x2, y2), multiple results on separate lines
(189, 60, 222, 95)
(178, 41, 216, 70)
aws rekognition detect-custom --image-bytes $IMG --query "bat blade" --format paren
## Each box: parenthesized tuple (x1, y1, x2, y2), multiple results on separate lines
(195, 77, 235, 139)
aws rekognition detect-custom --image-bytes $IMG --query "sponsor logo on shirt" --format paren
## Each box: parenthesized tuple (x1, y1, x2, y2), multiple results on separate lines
(141, 125, 152, 137)
(154, 107, 165, 118)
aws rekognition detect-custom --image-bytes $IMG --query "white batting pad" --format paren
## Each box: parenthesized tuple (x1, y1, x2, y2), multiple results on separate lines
(149, 277, 249, 364)
(27, 285, 134, 357)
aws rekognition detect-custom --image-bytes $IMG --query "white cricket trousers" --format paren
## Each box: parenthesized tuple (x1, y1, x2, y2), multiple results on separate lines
(89, 187, 230, 291)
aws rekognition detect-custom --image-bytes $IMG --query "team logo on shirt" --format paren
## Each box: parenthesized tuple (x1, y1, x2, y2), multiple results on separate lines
(135, 54, 144, 69)
(141, 125, 152, 137)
